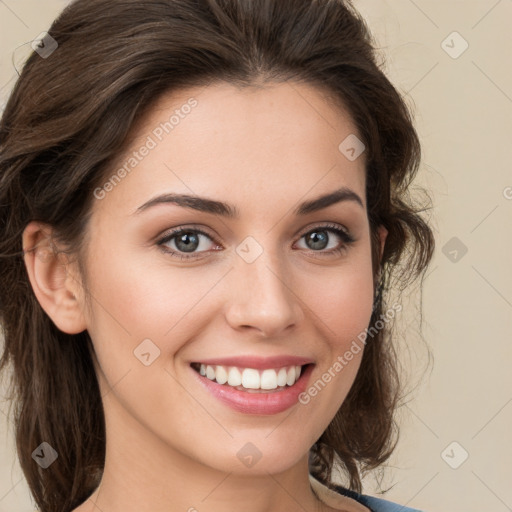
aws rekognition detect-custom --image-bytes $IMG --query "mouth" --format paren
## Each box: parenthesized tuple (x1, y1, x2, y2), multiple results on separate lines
(190, 362, 312, 393)
(190, 360, 315, 415)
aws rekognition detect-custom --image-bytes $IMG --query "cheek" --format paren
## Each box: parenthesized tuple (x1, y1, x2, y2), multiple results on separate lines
(323, 283, 374, 345)
(305, 258, 375, 347)
(295, 256, 373, 418)
(82, 251, 222, 370)
(297, 271, 373, 423)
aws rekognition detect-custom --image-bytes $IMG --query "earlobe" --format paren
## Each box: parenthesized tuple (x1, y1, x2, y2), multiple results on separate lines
(378, 225, 388, 261)
(22, 221, 87, 335)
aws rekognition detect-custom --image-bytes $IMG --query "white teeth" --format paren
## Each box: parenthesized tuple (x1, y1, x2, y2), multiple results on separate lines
(260, 369, 278, 390)
(277, 367, 288, 387)
(242, 368, 260, 389)
(197, 363, 304, 390)
(206, 365, 215, 380)
(227, 367, 242, 387)
(215, 365, 228, 385)
(286, 366, 296, 386)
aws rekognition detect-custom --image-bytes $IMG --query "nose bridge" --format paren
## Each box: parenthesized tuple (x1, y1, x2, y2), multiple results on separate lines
(225, 235, 302, 335)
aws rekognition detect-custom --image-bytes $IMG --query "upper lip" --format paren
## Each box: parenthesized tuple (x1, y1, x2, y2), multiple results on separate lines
(191, 355, 314, 370)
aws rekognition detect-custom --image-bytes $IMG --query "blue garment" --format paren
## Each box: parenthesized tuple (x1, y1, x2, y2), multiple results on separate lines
(333, 483, 424, 512)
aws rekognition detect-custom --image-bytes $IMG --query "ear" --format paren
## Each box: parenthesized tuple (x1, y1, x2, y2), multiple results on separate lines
(377, 225, 388, 261)
(22, 221, 87, 334)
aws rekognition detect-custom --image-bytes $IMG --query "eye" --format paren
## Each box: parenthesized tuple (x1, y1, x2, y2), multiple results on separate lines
(157, 226, 220, 260)
(295, 223, 356, 257)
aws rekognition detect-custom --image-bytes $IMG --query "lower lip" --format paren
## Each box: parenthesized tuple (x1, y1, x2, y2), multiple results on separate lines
(192, 364, 314, 415)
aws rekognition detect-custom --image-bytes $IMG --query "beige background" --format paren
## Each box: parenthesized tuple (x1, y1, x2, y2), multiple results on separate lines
(1, 1, 511, 511)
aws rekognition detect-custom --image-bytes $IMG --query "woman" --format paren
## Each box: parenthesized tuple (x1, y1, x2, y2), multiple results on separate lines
(0, 0, 435, 511)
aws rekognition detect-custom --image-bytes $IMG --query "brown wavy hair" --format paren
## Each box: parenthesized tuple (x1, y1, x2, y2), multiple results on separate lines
(0, 0, 435, 510)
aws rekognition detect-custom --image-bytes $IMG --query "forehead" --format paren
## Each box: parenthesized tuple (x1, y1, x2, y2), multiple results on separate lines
(94, 80, 366, 218)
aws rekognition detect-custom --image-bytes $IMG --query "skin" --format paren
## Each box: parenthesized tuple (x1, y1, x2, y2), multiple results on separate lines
(23, 80, 387, 512)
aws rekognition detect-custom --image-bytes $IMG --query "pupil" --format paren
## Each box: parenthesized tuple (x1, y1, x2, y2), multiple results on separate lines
(176, 232, 198, 253)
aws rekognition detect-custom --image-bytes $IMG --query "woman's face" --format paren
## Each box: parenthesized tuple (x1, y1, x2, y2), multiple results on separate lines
(76, 81, 385, 476)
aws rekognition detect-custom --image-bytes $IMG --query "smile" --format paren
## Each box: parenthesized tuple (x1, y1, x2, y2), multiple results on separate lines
(190, 360, 315, 415)
(191, 363, 302, 392)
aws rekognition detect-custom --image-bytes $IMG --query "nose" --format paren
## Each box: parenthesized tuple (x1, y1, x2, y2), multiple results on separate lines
(224, 245, 304, 337)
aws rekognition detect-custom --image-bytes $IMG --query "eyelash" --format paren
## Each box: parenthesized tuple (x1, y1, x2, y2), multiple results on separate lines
(156, 223, 356, 261)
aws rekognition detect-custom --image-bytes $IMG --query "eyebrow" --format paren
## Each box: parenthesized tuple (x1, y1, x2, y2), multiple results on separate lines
(133, 186, 365, 217)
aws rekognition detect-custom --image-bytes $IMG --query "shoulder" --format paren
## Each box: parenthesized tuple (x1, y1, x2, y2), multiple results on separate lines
(309, 474, 425, 512)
